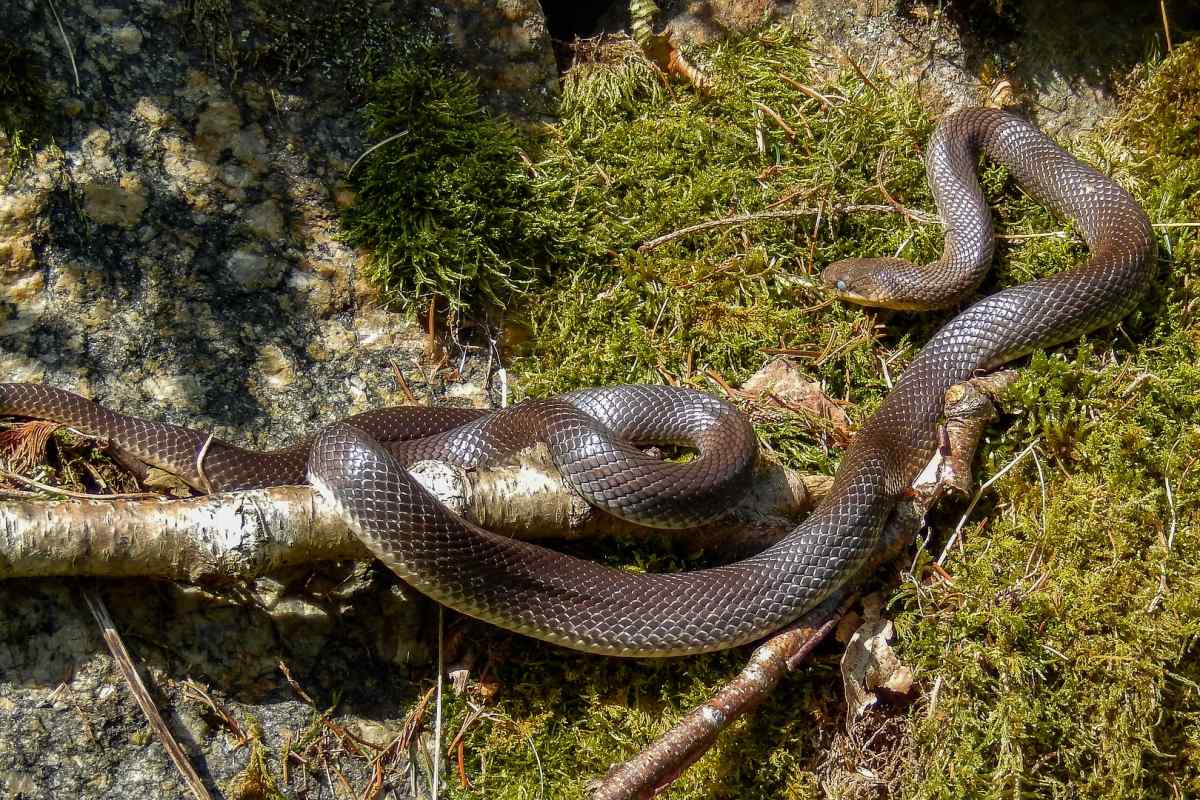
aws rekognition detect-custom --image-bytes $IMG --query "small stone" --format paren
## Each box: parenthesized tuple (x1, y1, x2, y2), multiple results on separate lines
(286, 269, 336, 316)
(163, 136, 218, 191)
(224, 248, 286, 290)
(2, 271, 44, 304)
(233, 125, 269, 172)
(0, 191, 42, 275)
(218, 162, 253, 192)
(195, 101, 243, 160)
(0, 289, 47, 336)
(0, 354, 45, 383)
(140, 373, 204, 408)
(445, 381, 489, 408)
(346, 375, 369, 409)
(83, 173, 148, 228)
(82, 127, 112, 156)
(354, 306, 420, 351)
(350, 721, 401, 748)
(256, 343, 295, 389)
(244, 198, 285, 240)
(133, 96, 171, 128)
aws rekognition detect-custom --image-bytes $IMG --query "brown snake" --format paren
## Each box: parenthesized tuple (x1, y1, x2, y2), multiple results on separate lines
(1, 108, 1155, 656)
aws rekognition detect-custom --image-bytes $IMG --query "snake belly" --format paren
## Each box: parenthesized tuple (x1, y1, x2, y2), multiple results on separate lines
(307, 107, 1155, 656)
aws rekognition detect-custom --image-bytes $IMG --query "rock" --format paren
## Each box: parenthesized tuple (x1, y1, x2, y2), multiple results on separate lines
(255, 343, 296, 389)
(224, 247, 285, 290)
(82, 173, 148, 228)
(243, 198, 285, 241)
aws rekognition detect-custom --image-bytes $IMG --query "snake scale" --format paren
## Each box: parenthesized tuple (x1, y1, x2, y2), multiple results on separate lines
(0, 108, 1155, 656)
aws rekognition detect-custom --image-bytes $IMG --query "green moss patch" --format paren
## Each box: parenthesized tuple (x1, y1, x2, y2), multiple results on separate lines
(419, 26, 1200, 800)
(341, 52, 599, 313)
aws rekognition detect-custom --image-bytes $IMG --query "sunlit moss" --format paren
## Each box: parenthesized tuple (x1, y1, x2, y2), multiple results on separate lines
(435, 25, 1200, 800)
(340, 50, 601, 314)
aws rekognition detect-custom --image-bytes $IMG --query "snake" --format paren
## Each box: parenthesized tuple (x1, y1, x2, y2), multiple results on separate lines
(0, 108, 1155, 657)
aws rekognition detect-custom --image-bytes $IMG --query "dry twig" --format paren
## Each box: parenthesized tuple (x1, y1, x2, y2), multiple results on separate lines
(638, 203, 938, 252)
(83, 588, 213, 800)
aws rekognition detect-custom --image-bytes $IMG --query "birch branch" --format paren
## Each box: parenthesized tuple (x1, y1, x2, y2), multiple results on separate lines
(0, 448, 831, 583)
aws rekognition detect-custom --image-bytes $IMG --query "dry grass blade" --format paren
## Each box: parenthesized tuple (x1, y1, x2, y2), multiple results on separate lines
(46, 0, 80, 90)
(82, 587, 213, 800)
(938, 440, 1039, 566)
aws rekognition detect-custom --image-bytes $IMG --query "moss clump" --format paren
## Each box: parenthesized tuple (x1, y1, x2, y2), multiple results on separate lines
(341, 53, 598, 313)
(891, 43, 1199, 799)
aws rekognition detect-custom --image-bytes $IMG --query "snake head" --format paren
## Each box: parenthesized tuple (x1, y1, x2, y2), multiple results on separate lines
(821, 257, 926, 311)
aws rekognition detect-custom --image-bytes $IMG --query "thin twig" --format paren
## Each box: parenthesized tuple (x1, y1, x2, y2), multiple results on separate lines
(638, 204, 938, 252)
(593, 592, 855, 800)
(0, 469, 159, 500)
(938, 440, 1039, 565)
(432, 607, 444, 800)
(1031, 447, 1047, 539)
(348, 130, 409, 177)
(996, 230, 1070, 241)
(837, 43, 880, 93)
(754, 102, 796, 139)
(777, 73, 832, 109)
(875, 149, 918, 224)
(391, 361, 418, 405)
(1148, 476, 1177, 612)
(46, 0, 80, 91)
(83, 587, 213, 800)
(480, 712, 545, 799)
(1160, 0, 1173, 52)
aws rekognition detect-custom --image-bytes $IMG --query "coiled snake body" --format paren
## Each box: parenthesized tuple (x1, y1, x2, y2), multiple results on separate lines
(1, 109, 1155, 656)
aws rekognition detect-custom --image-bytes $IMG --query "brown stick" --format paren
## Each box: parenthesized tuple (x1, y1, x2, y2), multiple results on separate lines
(592, 592, 856, 800)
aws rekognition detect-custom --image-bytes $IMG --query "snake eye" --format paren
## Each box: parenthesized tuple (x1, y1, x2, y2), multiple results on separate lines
(835, 279, 847, 292)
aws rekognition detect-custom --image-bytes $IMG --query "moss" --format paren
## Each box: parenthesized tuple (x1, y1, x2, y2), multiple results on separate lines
(417, 24, 1200, 800)
(340, 50, 600, 314)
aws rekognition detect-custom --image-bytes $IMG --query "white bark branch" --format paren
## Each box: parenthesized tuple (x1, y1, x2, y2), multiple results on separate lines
(0, 449, 830, 583)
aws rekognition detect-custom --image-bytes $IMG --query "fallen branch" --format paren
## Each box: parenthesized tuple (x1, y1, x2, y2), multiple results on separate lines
(0, 449, 830, 582)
